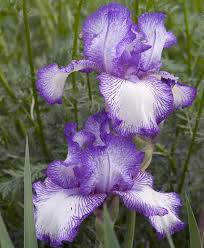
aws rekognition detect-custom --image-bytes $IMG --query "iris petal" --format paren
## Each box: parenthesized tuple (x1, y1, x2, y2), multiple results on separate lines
(138, 13, 176, 72)
(83, 3, 138, 77)
(47, 160, 79, 189)
(114, 171, 185, 237)
(160, 71, 197, 109)
(99, 73, 173, 138)
(172, 82, 197, 109)
(36, 60, 100, 104)
(33, 178, 106, 247)
(80, 135, 144, 194)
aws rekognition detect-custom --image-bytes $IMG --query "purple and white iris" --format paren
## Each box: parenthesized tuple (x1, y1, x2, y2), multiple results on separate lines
(33, 111, 185, 247)
(36, 3, 196, 138)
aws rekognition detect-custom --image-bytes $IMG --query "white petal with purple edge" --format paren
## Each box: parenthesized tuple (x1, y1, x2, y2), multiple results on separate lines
(138, 13, 176, 71)
(114, 171, 185, 237)
(80, 136, 144, 194)
(33, 178, 106, 247)
(172, 82, 196, 109)
(82, 3, 135, 77)
(47, 160, 79, 188)
(99, 73, 173, 137)
(36, 60, 100, 104)
(84, 111, 109, 146)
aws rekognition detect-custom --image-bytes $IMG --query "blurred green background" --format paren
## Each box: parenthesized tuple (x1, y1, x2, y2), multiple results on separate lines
(0, 0, 204, 247)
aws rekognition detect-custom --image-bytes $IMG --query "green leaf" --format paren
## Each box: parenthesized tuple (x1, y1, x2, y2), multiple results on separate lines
(24, 136, 38, 248)
(124, 210, 136, 248)
(103, 205, 120, 248)
(0, 211, 14, 248)
(185, 193, 202, 248)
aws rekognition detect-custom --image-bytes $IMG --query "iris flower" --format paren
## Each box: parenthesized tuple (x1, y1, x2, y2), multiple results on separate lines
(36, 3, 196, 138)
(33, 111, 185, 247)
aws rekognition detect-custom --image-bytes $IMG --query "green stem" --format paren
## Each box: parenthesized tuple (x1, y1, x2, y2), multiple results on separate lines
(133, 0, 139, 22)
(124, 211, 136, 248)
(71, 0, 83, 124)
(0, 71, 16, 100)
(155, 144, 177, 174)
(183, 0, 192, 75)
(146, 0, 155, 11)
(178, 88, 204, 193)
(22, 0, 48, 158)
(86, 73, 92, 102)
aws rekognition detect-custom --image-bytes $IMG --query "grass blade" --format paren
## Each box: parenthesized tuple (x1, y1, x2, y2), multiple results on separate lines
(124, 211, 136, 248)
(24, 136, 38, 248)
(103, 205, 120, 248)
(185, 194, 202, 248)
(0, 211, 14, 248)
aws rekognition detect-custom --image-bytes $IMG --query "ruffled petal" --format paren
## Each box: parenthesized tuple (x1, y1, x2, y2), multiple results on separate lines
(63, 122, 96, 167)
(36, 60, 100, 104)
(160, 71, 197, 109)
(138, 13, 176, 72)
(172, 82, 197, 109)
(99, 73, 173, 138)
(164, 31, 177, 48)
(64, 122, 96, 148)
(84, 111, 110, 146)
(80, 136, 144, 194)
(149, 206, 185, 239)
(82, 3, 136, 77)
(33, 178, 106, 246)
(114, 171, 185, 237)
(47, 160, 79, 188)
(114, 172, 167, 216)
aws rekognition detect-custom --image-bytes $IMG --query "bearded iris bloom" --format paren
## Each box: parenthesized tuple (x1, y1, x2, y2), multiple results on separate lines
(36, 3, 196, 138)
(33, 111, 185, 247)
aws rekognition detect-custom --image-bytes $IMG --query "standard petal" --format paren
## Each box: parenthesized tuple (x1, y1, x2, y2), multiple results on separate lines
(138, 13, 176, 72)
(114, 171, 185, 237)
(82, 3, 136, 77)
(47, 160, 79, 188)
(80, 136, 144, 194)
(33, 178, 106, 246)
(36, 60, 100, 104)
(172, 82, 197, 109)
(99, 73, 173, 138)
(84, 111, 110, 146)
(64, 122, 96, 148)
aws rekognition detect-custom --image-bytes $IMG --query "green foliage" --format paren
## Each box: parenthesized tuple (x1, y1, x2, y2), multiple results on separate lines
(0, 0, 203, 247)
(103, 205, 120, 248)
(24, 136, 38, 248)
(0, 211, 14, 248)
(185, 194, 202, 248)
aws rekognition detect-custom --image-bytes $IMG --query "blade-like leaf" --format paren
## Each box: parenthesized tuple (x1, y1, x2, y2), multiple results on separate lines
(24, 136, 38, 248)
(185, 193, 202, 248)
(103, 205, 120, 248)
(0, 211, 14, 248)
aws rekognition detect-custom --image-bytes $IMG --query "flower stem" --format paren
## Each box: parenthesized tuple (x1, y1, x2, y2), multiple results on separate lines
(71, 0, 83, 124)
(133, 0, 139, 22)
(22, 0, 49, 158)
(86, 73, 92, 102)
(124, 211, 136, 248)
(178, 88, 204, 193)
(183, 0, 192, 75)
